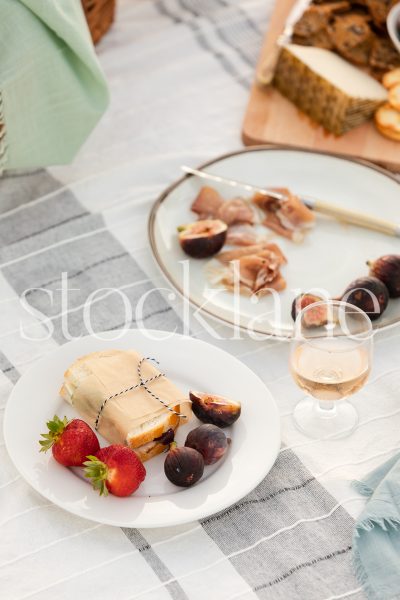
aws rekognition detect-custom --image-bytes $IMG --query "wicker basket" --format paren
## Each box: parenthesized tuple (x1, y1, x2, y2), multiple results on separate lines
(82, 0, 115, 44)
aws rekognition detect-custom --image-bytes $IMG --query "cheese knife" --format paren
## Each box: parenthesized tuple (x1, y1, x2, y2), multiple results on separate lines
(258, 0, 313, 85)
(181, 165, 400, 238)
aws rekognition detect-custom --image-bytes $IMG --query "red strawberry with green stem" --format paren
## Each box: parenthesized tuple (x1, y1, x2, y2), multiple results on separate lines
(39, 415, 100, 466)
(84, 445, 146, 497)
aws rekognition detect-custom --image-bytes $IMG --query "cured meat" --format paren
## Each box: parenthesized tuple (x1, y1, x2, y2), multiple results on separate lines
(257, 273, 287, 296)
(253, 188, 315, 241)
(191, 186, 224, 218)
(217, 198, 254, 225)
(191, 187, 254, 225)
(239, 253, 281, 291)
(217, 243, 287, 265)
(258, 246, 287, 265)
(217, 244, 268, 263)
(217, 244, 287, 296)
(226, 224, 261, 246)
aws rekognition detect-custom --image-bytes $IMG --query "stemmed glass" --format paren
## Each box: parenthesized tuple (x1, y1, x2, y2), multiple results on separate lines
(290, 300, 373, 439)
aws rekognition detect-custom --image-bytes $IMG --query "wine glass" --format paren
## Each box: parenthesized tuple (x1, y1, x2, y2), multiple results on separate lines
(290, 300, 373, 439)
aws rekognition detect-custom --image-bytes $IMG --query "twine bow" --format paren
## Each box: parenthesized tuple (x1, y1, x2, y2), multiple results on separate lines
(94, 356, 187, 431)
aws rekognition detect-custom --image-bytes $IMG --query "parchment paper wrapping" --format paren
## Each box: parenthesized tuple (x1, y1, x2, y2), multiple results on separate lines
(61, 349, 190, 446)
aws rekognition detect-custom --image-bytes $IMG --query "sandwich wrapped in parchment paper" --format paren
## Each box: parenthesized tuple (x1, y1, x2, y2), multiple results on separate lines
(60, 350, 191, 461)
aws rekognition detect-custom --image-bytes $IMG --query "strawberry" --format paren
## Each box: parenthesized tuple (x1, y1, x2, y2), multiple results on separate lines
(39, 415, 100, 466)
(83, 445, 146, 497)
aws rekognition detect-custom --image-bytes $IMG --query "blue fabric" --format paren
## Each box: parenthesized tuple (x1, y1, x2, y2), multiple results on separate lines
(353, 453, 400, 600)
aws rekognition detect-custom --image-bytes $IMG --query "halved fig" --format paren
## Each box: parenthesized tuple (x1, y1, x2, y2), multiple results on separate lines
(189, 391, 241, 428)
(303, 303, 328, 328)
(178, 219, 227, 258)
(291, 293, 328, 328)
(291, 293, 324, 322)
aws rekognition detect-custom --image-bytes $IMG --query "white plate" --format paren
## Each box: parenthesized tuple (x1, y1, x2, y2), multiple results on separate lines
(3, 329, 280, 528)
(149, 147, 400, 338)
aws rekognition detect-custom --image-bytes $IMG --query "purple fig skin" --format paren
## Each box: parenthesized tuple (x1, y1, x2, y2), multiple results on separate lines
(185, 424, 230, 465)
(178, 219, 227, 259)
(342, 276, 389, 320)
(368, 255, 400, 298)
(189, 391, 241, 428)
(164, 445, 204, 487)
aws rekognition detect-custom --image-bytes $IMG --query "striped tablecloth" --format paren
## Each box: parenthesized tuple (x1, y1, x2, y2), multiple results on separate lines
(1, 1, 400, 598)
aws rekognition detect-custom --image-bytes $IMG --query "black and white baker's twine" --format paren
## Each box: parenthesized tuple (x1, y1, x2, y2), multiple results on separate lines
(94, 356, 187, 430)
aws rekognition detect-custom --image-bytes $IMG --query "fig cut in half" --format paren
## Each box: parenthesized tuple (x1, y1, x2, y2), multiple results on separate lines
(291, 293, 324, 322)
(189, 391, 241, 428)
(178, 219, 227, 258)
(291, 293, 328, 328)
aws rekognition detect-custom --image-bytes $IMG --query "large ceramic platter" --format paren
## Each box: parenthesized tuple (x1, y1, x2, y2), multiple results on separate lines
(149, 147, 400, 338)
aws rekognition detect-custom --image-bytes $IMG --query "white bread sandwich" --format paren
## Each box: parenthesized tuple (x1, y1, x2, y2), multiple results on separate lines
(60, 349, 191, 461)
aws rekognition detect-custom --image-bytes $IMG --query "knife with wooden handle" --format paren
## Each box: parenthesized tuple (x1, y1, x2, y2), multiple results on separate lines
(257, 0, 313, 85)
(181, 166, 400, 238)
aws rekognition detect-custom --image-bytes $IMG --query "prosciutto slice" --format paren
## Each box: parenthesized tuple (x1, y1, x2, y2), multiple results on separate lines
(191, 186, 254, 225)
(226, 224, 260, 246)
(217, 198, 254, 225)
(192, 185, 314, 242)
(252, 188, 315, 241)
(217, 243, 287, 296)
(191, 186, 224, 218)
(217, 243, 287, 265)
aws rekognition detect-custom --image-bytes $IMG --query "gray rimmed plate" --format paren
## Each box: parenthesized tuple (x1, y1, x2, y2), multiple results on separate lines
(149, 147, 400, 338)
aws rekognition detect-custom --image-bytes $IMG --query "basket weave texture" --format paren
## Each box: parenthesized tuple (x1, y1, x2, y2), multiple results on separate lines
(82, 0, 115, 44)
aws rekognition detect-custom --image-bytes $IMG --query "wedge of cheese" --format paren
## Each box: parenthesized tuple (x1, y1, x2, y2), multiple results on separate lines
(273, 44, 387, 135)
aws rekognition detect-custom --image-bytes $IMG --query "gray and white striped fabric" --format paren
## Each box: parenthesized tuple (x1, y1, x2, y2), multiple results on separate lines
(1, 1, 400, 598)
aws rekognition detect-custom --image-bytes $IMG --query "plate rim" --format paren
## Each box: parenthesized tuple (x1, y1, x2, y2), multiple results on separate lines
(3, 329, 281, 528)
(148, 145, 400, 339)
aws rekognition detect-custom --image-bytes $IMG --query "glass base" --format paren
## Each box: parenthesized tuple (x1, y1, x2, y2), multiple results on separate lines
(293, 397, 358, 439)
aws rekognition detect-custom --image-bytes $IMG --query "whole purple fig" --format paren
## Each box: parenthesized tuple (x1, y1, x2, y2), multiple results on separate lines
(185, 424, 230, 465)
(164, 443, 204, 487)
(342, 276, 389, 320)
(368, 255, 400, 298)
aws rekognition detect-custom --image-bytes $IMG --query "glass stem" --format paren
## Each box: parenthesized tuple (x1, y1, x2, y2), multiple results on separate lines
(317, 400, 336, 417)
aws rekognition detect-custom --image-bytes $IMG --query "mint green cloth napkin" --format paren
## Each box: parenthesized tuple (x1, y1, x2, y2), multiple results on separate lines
(0, 0, 109, 170)
(353, 453, 400, 600)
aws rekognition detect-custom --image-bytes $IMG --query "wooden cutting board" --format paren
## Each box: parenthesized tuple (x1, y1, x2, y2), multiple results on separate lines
(242, 0, 400, 171)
